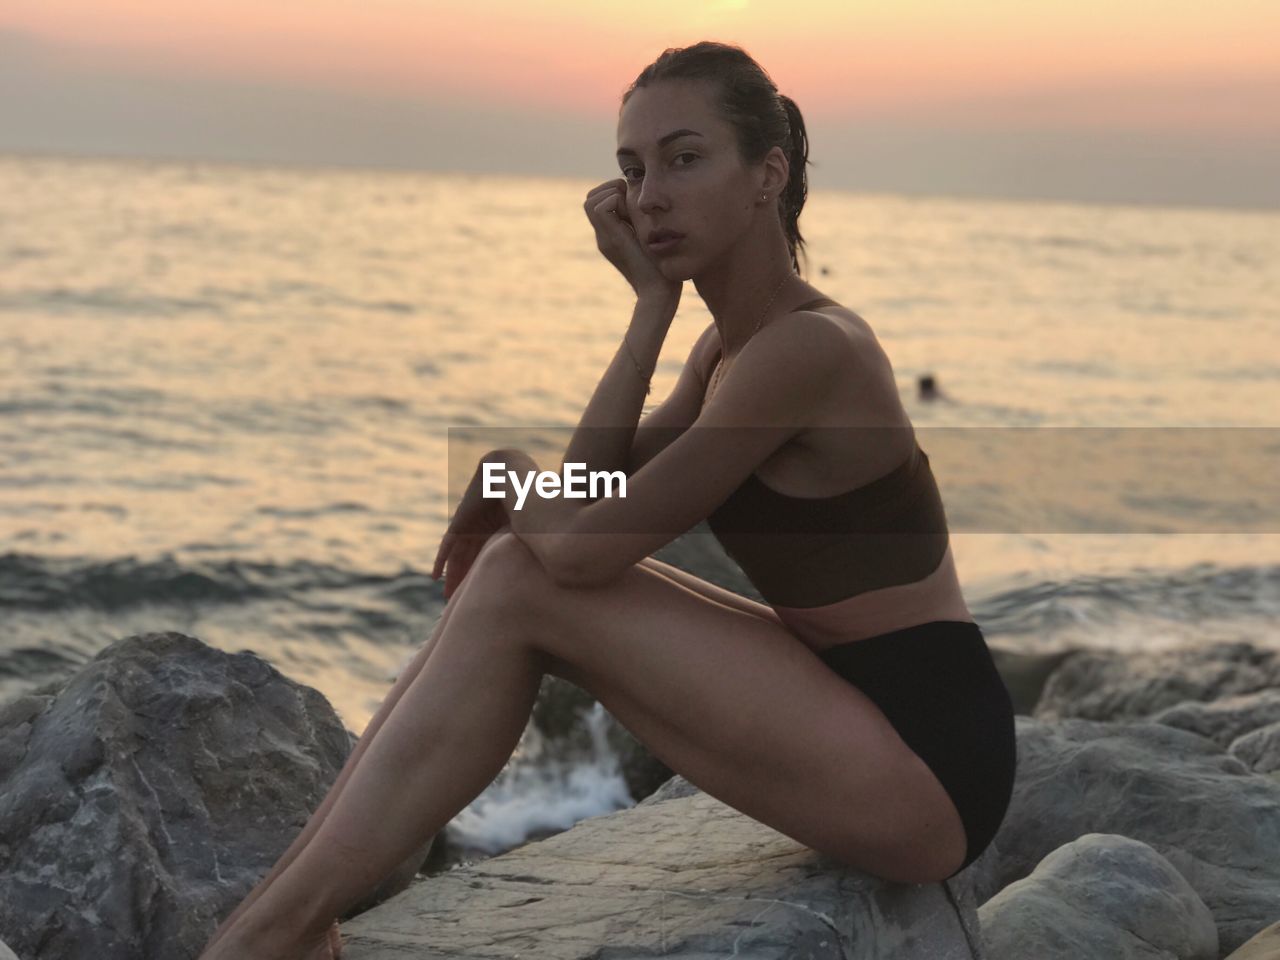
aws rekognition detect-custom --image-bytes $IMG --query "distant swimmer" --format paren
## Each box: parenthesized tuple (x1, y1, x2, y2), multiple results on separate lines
(918, 373, 950, 402)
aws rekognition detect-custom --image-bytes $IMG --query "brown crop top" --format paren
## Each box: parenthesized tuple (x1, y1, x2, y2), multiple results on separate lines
(703, 298, 950, 609)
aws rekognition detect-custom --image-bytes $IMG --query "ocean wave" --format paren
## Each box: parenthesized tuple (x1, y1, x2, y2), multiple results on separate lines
(0, 551, 435, 612)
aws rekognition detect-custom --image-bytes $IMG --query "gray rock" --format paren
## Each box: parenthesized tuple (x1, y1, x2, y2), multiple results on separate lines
(1034, 641, 1280, 723)
(1150, 689, 1280, 750)
(637, 772, 702, 806)
(0, 938, 18, 960)
(1229, 721, 1280, 776)
(980, 716, 1280, 955)
(340, 786, 985, 959)
(980, 833, 1217, 959)
(0, 631, 356, 960)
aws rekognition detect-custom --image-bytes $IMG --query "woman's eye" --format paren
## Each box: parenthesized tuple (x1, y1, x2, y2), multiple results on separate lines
(620, 155, 694, 182)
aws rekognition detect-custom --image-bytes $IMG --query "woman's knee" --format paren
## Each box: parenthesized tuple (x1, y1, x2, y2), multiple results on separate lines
(475, 526, 518, 560)
(467, 530, 550, 604)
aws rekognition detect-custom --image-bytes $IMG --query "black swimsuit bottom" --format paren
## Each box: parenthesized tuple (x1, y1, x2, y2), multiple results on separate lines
(817, 619, 1017, 878)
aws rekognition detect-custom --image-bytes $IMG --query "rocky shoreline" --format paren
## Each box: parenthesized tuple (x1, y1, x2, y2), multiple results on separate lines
(1, 630, 1278, 958)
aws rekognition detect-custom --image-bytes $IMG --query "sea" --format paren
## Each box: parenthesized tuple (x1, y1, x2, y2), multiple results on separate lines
(2, 152, 1277, 857)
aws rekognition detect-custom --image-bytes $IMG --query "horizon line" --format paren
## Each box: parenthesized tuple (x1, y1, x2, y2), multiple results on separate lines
(2, 145, 1276, 218)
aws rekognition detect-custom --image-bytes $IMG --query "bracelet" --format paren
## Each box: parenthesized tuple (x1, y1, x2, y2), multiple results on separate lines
(622, 333, 652, 394)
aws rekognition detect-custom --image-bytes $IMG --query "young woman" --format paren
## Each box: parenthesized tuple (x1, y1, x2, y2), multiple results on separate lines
(199, 40, 1016, 960)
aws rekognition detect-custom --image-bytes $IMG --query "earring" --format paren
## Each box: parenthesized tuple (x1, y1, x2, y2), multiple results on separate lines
(761, 193, 768, 201)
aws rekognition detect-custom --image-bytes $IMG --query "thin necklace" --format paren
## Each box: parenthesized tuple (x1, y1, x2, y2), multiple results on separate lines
(708, 273, 792, 399)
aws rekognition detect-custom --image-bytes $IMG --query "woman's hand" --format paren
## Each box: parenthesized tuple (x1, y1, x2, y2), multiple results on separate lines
(431, 458, 511, 601)
(584, 179, 682, 303)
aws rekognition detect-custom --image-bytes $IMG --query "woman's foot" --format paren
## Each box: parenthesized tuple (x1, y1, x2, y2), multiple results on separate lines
(303, 930, 336, 960)
(302, 920, 341, 959)
(200, 922, 332, 960)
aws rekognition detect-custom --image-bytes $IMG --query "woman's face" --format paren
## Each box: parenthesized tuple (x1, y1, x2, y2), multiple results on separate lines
(615, 80, 764, 281)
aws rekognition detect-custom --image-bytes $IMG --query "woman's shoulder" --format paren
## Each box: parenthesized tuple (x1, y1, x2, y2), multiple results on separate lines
(774, 300, 883, 379)
(788, 303, 910, 429)
(787, 295, 875, 340)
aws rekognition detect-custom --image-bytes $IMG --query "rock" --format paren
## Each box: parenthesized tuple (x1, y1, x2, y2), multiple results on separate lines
(1225, 920, 1280, 959)
(0, 631, 358, 960)
(979, 833, 1217, 959)
(1231, 721, 1280, 775)
(979, 716, 1280, 955)
(637, 772, 702, 806)
(0, 937, 18, 959)
(529, 674, 596, 743)
(339, 785, 984, 959)
(1150, 689, 1280, 750)
(1034, 641, 1280, 723)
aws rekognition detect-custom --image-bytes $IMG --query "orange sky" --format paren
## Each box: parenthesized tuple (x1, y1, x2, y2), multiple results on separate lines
(3, 0, 1277, 207)
(6, 0, 1278, 135)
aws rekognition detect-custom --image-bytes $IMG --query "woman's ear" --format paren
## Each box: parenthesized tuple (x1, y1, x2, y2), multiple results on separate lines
(761, 146, 790, 198)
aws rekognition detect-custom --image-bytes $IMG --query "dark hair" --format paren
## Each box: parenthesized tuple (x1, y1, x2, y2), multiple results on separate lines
(621, 41, 812, 276)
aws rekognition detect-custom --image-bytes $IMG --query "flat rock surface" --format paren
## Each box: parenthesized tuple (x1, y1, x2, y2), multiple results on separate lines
(341, 787, 984, 959)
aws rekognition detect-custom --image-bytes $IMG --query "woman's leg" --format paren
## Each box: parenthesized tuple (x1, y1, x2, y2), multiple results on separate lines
(199, 531, 967, 958)
(203, 609, 446, 954)
(198, 538, 554, 959)
(205, 551, 770, 954)
(202, 532, 501, 956)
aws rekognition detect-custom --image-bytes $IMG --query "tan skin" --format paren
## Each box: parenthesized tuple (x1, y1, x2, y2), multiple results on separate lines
(198, 78, 969, 960)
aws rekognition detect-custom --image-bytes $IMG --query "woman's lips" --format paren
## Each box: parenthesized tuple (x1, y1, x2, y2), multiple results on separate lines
(647, 235, 684, 254)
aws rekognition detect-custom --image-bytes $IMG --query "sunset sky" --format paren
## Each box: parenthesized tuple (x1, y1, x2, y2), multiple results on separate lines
(2, 0, 1277, 208)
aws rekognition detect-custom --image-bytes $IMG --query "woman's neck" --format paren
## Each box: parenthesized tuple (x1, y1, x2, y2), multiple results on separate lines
(694, 231, 805, 357)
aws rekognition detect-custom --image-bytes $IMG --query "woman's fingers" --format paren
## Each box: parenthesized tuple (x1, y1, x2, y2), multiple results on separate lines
(584, 180, 627, 219)
(590, 192, 623, 226)
(443, 535, 484, 598)
(593, 195, 622, 228)
(594, 194, 639, 246)
(431, 530, 456, 580)
(584, 178, 625, 202)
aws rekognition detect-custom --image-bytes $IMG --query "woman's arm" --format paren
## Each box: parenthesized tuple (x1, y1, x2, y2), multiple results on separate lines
(555, 314, 847, 588)
(482, 449, 578, 580)
(558, 292, 681, 477)
(625, 321, 718, 475)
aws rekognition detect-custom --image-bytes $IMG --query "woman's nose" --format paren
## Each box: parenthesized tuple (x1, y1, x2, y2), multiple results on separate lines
(636, 173, 668, 213)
